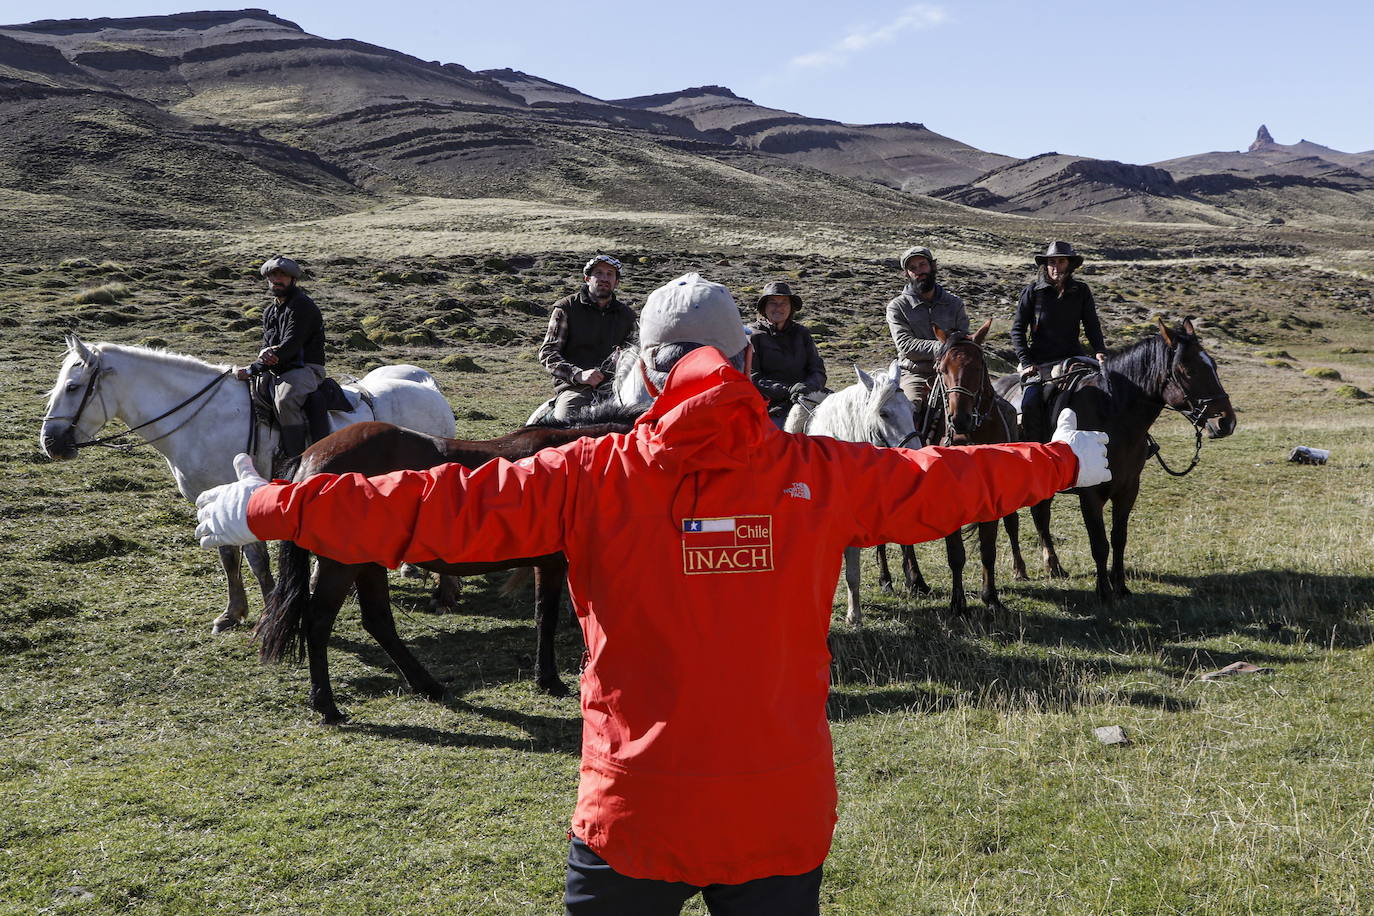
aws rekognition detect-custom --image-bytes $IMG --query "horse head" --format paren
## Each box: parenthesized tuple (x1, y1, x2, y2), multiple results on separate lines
(1157, 317, 1236, 439)
(934, 318, 993, 442)
(857, 360, 919, 449)
(40, 335, 113, 460)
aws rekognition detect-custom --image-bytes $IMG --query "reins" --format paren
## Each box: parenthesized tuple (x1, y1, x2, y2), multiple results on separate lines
(1148, 411, 1205, 477)
(46, 355, 236, 451)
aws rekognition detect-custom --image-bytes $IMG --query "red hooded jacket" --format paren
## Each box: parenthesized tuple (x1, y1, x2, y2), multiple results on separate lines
(247, 348, 1077, 886)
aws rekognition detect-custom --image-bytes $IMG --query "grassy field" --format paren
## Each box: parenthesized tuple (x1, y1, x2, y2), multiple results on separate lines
(3, 227, 1374, 914)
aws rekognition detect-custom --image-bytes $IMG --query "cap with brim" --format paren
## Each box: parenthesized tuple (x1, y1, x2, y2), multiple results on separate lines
(900, 245, 935, 269)
(755, 280, 802, 315)
(260, 255, 302, 279)
(640, 273, 748, 358)
(1035, 241, 1084, 270)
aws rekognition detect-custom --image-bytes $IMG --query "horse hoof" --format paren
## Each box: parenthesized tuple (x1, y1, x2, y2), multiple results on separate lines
(210, 614, 242, 634)
(878, 581, 895, 594)
(320, 711, 350, 726)
(539, 678, 571, 698)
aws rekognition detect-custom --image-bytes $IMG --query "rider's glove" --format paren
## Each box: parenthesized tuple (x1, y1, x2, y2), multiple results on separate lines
(1051, 409, 1111, 489)
(1018, 363, 1038, 380)
(195, 453, 269, 548)
(788, 382, 810, 403)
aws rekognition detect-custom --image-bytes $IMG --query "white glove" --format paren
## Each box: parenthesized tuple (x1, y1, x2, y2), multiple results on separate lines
(1051, 409, 1111, 488)
(195, 453, 269, 547)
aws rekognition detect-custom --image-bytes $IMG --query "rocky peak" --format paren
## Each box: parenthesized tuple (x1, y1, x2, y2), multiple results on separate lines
(1249, 124, 1276, 151)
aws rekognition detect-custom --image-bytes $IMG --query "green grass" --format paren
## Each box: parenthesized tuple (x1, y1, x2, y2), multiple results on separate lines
(4, 247, 1374, 914)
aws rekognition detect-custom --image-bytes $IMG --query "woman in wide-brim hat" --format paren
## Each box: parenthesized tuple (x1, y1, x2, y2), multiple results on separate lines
(1010, 241, 1108, 441)
(749, 281, 827, 428)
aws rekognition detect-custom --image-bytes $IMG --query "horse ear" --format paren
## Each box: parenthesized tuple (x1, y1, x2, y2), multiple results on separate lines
(888, 360, 901, 386)
(973, 317, 992, 346)
(70, 335, 97, 364)
(1156, 316, 1175, 348)
(854, 365, 875, 391)
(932, 324, 947, 343)
(1182, 316, 1196, 336)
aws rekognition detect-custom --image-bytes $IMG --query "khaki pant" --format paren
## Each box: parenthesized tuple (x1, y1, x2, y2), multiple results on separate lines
(552, 386, 600, 422)
(899, 371, 932, 415)
(273, 364, 325, 427)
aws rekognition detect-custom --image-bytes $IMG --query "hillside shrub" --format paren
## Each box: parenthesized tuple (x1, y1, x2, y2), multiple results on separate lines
(1334, 385, 1369, 399)
(1304, 367, 1342, 381)
(73, 283, 128, 305)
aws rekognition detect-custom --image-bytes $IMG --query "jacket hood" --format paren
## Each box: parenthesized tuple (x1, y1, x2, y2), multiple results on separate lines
(634, 347, 772, 473)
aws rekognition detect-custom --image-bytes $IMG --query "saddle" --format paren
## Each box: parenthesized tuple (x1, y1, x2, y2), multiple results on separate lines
(250, 374, 364, 442)
(1038, 357, 1104, 404)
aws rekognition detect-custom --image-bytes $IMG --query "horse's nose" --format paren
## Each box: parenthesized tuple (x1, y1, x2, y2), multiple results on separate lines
(1207, 412, 1237, 439)
(950, 411, 974, 435)
(40, 426, 77, 460)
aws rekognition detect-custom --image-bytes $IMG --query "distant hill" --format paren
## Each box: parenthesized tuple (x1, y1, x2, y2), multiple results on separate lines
(0, 10, 1369, 239)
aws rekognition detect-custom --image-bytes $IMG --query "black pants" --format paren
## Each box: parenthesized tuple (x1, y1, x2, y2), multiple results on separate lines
(564, 837, 822, 915)
(1021, 381, 1048, 442)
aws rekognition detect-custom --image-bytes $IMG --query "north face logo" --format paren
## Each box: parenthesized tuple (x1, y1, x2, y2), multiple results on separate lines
(784, 482, 811, 500)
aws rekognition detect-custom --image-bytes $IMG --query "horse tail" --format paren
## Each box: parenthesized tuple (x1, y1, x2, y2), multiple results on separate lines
(255, 540, 311, 664)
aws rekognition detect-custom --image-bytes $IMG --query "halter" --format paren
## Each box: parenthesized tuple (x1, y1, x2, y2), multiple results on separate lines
(43, 349, 235, 451)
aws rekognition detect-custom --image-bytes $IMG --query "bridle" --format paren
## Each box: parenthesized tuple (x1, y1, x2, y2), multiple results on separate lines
(931, 339, 993, 446)
(1149, 338, 1228, 477)
(43, 349, 235, 451)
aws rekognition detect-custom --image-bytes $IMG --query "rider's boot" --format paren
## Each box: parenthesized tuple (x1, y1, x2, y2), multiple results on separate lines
(278, 423, 309, 459)
(305, 392, 331, 444)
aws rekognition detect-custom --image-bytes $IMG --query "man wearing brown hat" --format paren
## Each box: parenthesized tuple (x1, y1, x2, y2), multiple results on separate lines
(885, 246, 969, 423)
(1011, 241, 1108, 442)
(749, 281, 827, 428)
(539, 254, 637, 420)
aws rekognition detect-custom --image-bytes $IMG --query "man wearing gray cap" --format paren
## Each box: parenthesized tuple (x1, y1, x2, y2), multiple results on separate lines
(195, 272, 1109, 914)
(885, 245, 969, 425)
(538, 254, 637, 420)
(233, 255, 325, 458)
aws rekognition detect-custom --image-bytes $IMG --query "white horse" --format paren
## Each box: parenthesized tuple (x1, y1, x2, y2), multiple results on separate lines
(39, 334, 457, 632)
(785, 360, 919, 626)
(525, 345, 651, 425)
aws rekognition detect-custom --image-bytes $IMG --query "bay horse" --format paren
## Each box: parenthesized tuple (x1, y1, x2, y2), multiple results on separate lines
(783, 361, 920, 626)
(994, 318, 1237, 600)
(39, 335, 456, 633)
(257, 409, 640, 724)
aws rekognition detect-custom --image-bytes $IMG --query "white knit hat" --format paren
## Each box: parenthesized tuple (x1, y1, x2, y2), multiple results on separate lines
(639, 273, 748, 358)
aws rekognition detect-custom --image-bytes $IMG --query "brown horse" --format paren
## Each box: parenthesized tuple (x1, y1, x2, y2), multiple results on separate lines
(875, 319, 1017, 613)
(256, 410, 638, 724)
(995, 318, 1237, 600)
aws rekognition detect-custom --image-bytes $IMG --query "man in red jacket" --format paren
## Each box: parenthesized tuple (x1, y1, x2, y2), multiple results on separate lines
(197, 273, 1108, 915)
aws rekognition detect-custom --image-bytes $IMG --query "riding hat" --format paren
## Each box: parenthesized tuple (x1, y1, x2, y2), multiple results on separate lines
(1035, 241, 1084, 270)
(899, 245, 936, 269)
(583, 254, 622, 276)
(640, 273, 748, 358)
(260, 255, 303, 279)
(755, 280, 802, 315)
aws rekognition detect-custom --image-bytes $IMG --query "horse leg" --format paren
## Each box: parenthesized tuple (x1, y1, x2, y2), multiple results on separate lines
(354, 564, 446, 703)
(212, 545, 249, 633)
(1003, 511, 1029, 580)
(1076, 493, 1112, 602)
(944, 530, 967, 615)
(433, 574, 462, 613)
(1109, 483, 1141, 598)
(302, 558, 356, 725)
(843, 546, 863, 626)
(978, 520, 1007, 613)
(875, 544, 894, 593)
(243, 540, 275, 602)
(901, 545, 931, 595)
(1030, 497, 1067, 578)
(534, 558, 572, 697)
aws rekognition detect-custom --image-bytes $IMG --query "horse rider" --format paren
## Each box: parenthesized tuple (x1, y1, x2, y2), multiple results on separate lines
(538, 254, 637, 420)
(749, 280, 827, 429)
(197, 271, 1110, 915)
(885, 245, 970, 426)
(1011, 240, 1108, 442)
(233, 255, 325, 458)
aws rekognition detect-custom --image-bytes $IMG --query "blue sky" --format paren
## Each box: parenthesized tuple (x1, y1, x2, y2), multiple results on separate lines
(11, 0, 1373, 163)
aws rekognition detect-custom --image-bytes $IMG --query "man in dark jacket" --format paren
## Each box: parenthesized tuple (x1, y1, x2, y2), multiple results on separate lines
(234, 255, 324, 458)
(1011, 241, 1108, 442)
(885, 245, 969, 421)
(538, 254, 637, 420)
(750, 281, 826, 428)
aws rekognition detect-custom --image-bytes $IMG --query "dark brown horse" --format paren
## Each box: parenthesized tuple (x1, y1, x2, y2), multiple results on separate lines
(874, 319, 1018, 613)
(256, 409, 639, 724)
(995, 318, 1237, 600)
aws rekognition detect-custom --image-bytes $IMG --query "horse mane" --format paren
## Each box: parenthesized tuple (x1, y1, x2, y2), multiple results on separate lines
(806, 372, 895, 442)
(1101, 325, 1192, 409)
(526, 400, 646, 429)
(935, 329, 972, 357)
(94, 342, 231, 375)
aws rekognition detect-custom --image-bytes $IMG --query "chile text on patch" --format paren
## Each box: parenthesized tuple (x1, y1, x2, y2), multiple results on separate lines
(681, 515, 773, 575)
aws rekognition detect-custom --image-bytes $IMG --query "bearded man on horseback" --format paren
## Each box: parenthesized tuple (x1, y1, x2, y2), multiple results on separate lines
(197, 273, 1109, 914)
(538, 254, 637, 421)
(886, 245, 970, 424)
(234, 255, 325, 458)
(1011, 241, 1109, 442)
